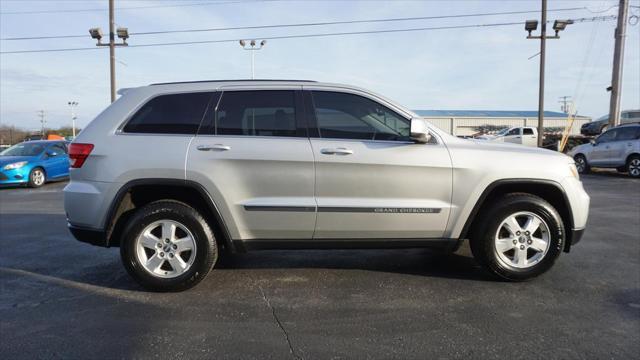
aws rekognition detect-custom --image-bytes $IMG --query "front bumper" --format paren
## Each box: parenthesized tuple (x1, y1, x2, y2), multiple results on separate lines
(571, 228, 585, 245)
(0, 167, 29, 185)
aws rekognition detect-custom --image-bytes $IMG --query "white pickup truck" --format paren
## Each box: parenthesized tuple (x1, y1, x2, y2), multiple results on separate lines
(477, 126, 539, 147)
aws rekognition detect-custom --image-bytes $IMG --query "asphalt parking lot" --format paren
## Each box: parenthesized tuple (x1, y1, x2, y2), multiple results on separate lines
(1, 174, 638, 359)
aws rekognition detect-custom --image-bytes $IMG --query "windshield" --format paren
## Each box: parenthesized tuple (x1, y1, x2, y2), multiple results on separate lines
(0, 142, 45, 157)
(495, 128, 510, 136)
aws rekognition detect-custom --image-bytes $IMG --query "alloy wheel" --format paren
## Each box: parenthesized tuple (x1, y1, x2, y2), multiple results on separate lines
(31, 169, 45, 186)
(135, 220, 197, 278)
(494, 211, 551, 269)
(629, 158, 640, 177)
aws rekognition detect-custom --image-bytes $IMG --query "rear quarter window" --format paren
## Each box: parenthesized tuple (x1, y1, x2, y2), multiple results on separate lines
(123, 92, 214, 134)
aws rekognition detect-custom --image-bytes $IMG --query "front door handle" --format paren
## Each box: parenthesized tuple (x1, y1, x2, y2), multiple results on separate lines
(197, 144, 231, 151)
(320, 147, 353, 155)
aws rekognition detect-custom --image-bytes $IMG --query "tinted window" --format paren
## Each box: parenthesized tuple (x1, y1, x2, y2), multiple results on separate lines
(214, 91, 297, 137)
(48, 144, 67, 156)
(311, 91, 410, 141)
(625, 111, 640, 119)
(123, 92, 213, 134)
(617, 127, 640, 140)
(597, 129, 617, 143)
(523, 128, 534, 135)
(506, 128, 520, 136)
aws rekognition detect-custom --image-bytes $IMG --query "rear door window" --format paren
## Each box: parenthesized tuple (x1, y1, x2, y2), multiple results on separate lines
(616, 127, 640, 141)
(211, 90, 302, 137)
(123, 92, 214, 134)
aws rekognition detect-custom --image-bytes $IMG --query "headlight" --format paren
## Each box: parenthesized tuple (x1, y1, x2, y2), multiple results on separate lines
(3, 161, 28, 170)
(569, 163, 579, 179)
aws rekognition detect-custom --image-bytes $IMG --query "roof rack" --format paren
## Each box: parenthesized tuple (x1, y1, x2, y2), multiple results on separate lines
(150, 79, 317, 86)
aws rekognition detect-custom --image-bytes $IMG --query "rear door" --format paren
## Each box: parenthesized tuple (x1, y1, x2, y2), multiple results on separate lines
(522, 127, 537, 147)
(304, 88, 452, 239)
(609, 126, 640, 165)
(187, 87, 316, 240)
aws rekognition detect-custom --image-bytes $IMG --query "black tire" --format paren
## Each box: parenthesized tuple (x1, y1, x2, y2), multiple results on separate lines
(28, 167, 46, 188)
(574, 154, 590, 174)
(120, 200, 217, 292)
(627, 155, 640, 178)
(469, 193, 565, 281)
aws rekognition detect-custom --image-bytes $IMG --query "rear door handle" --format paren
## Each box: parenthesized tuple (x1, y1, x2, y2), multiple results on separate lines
(320, 147, 353, 155)
(197, 144, 231, 151)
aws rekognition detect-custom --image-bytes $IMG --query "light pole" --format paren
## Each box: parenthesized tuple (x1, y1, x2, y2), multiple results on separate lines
(525, 0, 573, 147)
(239, 40, 267, 79)
(68, 101, 78, 138)
(89, 0, 129, 103)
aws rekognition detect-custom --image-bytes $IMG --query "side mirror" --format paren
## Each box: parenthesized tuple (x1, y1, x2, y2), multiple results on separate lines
(46, 151, 58, 157)
(410, 118, 432, 144)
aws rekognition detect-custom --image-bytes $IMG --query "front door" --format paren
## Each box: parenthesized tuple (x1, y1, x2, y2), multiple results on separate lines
(589, 129, 617, 165)
(187, 88, 316, 240)
(503, 128, 523, 145)
(304, 89, 452, 239)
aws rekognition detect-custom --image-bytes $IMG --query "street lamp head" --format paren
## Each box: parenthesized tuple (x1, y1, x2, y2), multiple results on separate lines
(525, 20, 538, 35)
(250, 39, 256, 47)
(116, 27, 129, 40)
(89, 27, 103, 41)
(239, 39, 246, 46)
(260, 40, 267, 47)
(553, 20, 573, 34)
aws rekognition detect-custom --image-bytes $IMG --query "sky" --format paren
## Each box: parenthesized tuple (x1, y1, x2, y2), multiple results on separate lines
(0, 0, 639, 131)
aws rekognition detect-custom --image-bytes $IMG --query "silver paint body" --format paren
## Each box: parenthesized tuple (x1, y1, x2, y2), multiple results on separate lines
(64, 80, 590, 243)
(568, 125, 640, 168)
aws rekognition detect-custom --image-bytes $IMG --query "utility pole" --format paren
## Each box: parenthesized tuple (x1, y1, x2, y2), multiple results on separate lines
(537, 0, 547, 148)
(558, 96, 572, 113)
(37, 110, 46, 137)
(108, 0, 116, 103)
(525, 1, 573, 147)
(608, 0, 629, 128)
(88, 0, 128, 103)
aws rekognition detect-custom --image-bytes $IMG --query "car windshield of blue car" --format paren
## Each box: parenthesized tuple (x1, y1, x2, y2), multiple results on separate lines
(0, 143, 45, 156)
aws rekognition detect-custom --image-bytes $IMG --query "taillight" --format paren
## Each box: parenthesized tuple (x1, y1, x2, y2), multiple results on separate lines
(68, 143, 94, 168)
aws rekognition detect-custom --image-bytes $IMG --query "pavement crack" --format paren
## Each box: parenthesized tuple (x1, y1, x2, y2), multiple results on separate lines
(258, 285, 302, 360)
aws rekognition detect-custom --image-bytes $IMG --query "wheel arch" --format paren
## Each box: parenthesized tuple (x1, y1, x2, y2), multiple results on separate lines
(459, 179, 575, 252)
(104, 179, 236, 252)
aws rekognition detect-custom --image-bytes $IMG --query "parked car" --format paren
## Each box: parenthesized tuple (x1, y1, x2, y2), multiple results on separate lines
(476, 126, 538, 147)
(580, 110, 640, 136)
(64, 80, 590, 291)
(569, 123, 640, 178)
(0, 140, 70, 187)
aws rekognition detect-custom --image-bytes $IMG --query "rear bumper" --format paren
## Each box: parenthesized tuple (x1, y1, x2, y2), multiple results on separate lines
(68, 224, 109, 247)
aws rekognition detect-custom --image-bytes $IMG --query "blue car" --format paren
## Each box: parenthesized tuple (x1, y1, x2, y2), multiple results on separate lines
(0, 140, 70, 187)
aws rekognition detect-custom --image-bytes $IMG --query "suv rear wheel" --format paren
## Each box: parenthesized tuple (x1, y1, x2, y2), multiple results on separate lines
(120, 200, 218, 292)
(470, 193, 564, 281)
(627, 155, 640, 178)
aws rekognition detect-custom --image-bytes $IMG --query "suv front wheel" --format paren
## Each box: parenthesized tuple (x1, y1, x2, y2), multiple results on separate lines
(120, 200, 218, 292)
(470, 193, 564, 281)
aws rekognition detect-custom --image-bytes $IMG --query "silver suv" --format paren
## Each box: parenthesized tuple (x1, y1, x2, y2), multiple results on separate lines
(569, 124, 640, 178)
(64, 80, 590, 291)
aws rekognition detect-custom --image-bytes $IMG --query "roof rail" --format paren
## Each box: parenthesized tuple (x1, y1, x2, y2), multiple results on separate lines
(150, 79, 317, 86)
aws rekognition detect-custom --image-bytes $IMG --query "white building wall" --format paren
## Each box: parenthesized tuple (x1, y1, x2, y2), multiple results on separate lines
(423, 116, 590, 136)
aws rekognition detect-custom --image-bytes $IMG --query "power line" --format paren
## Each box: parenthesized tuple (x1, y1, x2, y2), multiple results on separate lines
(0, 7, 589, 41)
(0, 0, 259, 15)
(0, 16, 617, 55)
